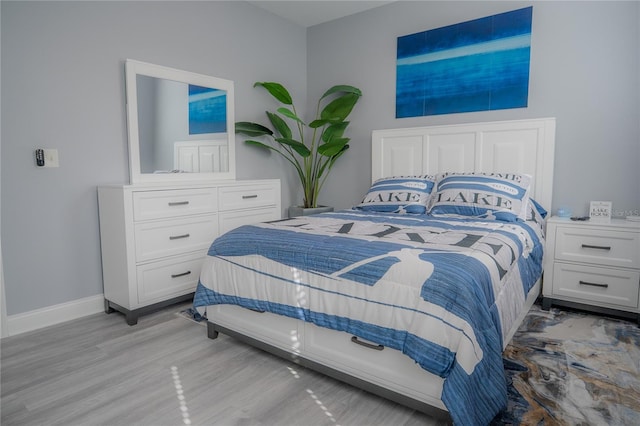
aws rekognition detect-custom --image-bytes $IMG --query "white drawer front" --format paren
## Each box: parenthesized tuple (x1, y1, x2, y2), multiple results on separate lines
(133, 188, 217, 221)
(552, 263, 640, 309)
(134, 215, 218, 262)
(218, 185, 277, 211)
(303, 322, 445, 407)
(209, 305, 300, 352)
(555, 227, 640, 268)
(218, 207, 280, 235)
(137, 254, 203, 304)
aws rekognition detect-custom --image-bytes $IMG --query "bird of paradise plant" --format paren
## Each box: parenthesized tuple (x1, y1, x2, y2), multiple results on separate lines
(235, 82, 362, 209)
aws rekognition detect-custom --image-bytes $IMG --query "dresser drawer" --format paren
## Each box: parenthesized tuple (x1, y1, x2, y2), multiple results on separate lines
(218, 184, 277, 211)
(219, 207, 280, 235)
(136, 253, 203, 304)
(134, 214, 218, 262)
(132, 188, 218, 221)
(555, 227, 640, 268)
(552, 262, 640, 309)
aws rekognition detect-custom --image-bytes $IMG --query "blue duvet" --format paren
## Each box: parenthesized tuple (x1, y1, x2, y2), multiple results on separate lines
(194, 210, 544, 425)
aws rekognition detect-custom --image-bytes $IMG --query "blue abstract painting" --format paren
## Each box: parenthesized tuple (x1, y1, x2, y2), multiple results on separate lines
(396, 7, 533, 118)
(188, 84, 227, 135)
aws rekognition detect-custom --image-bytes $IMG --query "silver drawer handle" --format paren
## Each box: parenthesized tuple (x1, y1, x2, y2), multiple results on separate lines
(351, 336, 384, 351)
(171, 270, 192, 279)
(242, 195, 258, 199)
(169, 233, 190, 240)
(168, 201, 189, 206)
(579, 280, 609, 289)
(581, 244, 611, 251)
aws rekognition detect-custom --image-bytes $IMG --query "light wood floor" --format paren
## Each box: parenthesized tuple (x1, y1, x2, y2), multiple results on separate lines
(1, 302, 446, 426)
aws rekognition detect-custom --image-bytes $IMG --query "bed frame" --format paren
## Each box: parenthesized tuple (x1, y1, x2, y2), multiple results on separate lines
(205, 117, 556, 421)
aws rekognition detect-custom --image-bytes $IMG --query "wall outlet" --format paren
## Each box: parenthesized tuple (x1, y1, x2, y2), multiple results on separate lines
(42, 149, 59, 168)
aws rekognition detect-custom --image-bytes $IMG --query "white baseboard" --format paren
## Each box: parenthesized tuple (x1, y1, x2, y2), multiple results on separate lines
(5, 294, 104, 337)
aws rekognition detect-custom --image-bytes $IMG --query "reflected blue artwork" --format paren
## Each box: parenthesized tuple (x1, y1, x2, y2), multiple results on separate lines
(189, 84, 227, 134)
(396, 7, 533, 118)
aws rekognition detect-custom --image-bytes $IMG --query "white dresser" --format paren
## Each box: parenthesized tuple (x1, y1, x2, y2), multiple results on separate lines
(98, 180, 281, 324)
(542, 216, 640, 324)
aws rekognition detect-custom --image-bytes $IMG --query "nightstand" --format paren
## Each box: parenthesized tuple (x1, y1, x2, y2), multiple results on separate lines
(542, 216, 640, 324)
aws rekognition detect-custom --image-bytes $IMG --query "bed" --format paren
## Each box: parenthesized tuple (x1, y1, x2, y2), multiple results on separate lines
(193, 118, 556, 425)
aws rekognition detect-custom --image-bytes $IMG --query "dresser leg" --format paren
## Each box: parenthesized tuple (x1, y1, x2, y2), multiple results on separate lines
(541, 297, 552, 311)
(125, 312, 139, 326)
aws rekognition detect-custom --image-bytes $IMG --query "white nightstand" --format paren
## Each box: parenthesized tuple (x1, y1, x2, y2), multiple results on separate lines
(542, 216, 640, 324)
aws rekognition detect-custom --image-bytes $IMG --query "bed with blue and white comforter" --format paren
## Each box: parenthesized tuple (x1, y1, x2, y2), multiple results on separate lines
(194, 209, 545, 425)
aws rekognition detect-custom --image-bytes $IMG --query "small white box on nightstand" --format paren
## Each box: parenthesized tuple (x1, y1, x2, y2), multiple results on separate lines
(589, 201, 612, 223)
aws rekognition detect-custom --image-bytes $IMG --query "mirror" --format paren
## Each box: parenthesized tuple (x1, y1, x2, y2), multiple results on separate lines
(125, 59, 235, 183)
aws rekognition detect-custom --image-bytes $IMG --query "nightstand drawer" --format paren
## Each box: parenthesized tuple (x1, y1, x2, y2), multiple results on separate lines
(552, 263, 640, 308)
(218, 185, 278, 211)
(133, 188, 218, 221)
(555, 227, 640, 268)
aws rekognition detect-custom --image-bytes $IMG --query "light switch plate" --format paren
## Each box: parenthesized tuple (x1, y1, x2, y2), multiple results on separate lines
(43, 149, 59, 168)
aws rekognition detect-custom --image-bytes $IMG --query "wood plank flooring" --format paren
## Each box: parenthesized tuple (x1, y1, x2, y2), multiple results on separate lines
(1, 303, 445, 426)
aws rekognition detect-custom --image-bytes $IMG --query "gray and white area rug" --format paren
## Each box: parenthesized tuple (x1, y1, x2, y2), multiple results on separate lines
(493, 304, 640, 425)
(179, 305, 640, 425)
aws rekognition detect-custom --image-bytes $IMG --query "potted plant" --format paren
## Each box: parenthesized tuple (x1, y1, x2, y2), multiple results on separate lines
(236, 82, 362, 216)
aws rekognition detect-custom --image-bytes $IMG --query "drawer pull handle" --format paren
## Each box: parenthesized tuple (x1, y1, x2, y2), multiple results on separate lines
(581, 244, 611, 251)
(171, 271, 192, 279)
(168, 201, 189, 206)
(169, 233, 190, 240)
(242, 195, 258, 199)
(579, 280, 609, 289)
(351, 336, 384, 351)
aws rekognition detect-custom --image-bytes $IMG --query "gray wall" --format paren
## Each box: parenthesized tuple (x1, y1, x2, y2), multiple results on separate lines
(308, 1, 640, 217)
(1, 1, 305, 316)
(2, 1, 639, 317)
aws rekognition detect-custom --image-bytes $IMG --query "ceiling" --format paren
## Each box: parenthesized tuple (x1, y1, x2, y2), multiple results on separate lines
(247, 1, 397, 28)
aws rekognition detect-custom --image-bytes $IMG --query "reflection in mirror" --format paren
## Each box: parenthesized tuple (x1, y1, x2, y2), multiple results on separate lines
(125, 59, 235, 183)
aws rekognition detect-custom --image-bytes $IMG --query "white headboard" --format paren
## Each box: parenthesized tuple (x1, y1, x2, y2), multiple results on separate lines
(372, 118, 556, 211)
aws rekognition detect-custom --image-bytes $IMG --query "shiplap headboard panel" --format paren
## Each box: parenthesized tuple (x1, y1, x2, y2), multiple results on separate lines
(372, 118, 556, 211)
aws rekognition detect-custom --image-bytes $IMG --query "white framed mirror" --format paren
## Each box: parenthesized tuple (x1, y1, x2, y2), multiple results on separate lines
(125, 59, 236, 183)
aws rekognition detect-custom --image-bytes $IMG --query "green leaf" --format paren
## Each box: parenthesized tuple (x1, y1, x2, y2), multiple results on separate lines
(309, 119, 328, 129)
(274, 137, 311, 157)
(277, 107, 305, 125)
(316, 145, 349, 179)
(318, 138, 349, 157)
(328, 146, 348, 165)
(235, 122, 273, 137)
(254, 82, 293, 105)
(322, 122, 349, 142)
(245, 139, 275, 151)
(266, 111, 292, 139)
(320, 85, 362, 100)
(320, 93, 360, 122)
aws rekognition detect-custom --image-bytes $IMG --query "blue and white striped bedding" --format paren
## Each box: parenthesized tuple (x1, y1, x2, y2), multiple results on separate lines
(194, 209, 545, 426)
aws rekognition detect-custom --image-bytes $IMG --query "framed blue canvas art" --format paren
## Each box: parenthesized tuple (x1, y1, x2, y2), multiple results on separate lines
(189, 84, 227, 134)
(396, 7, 533, 118)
